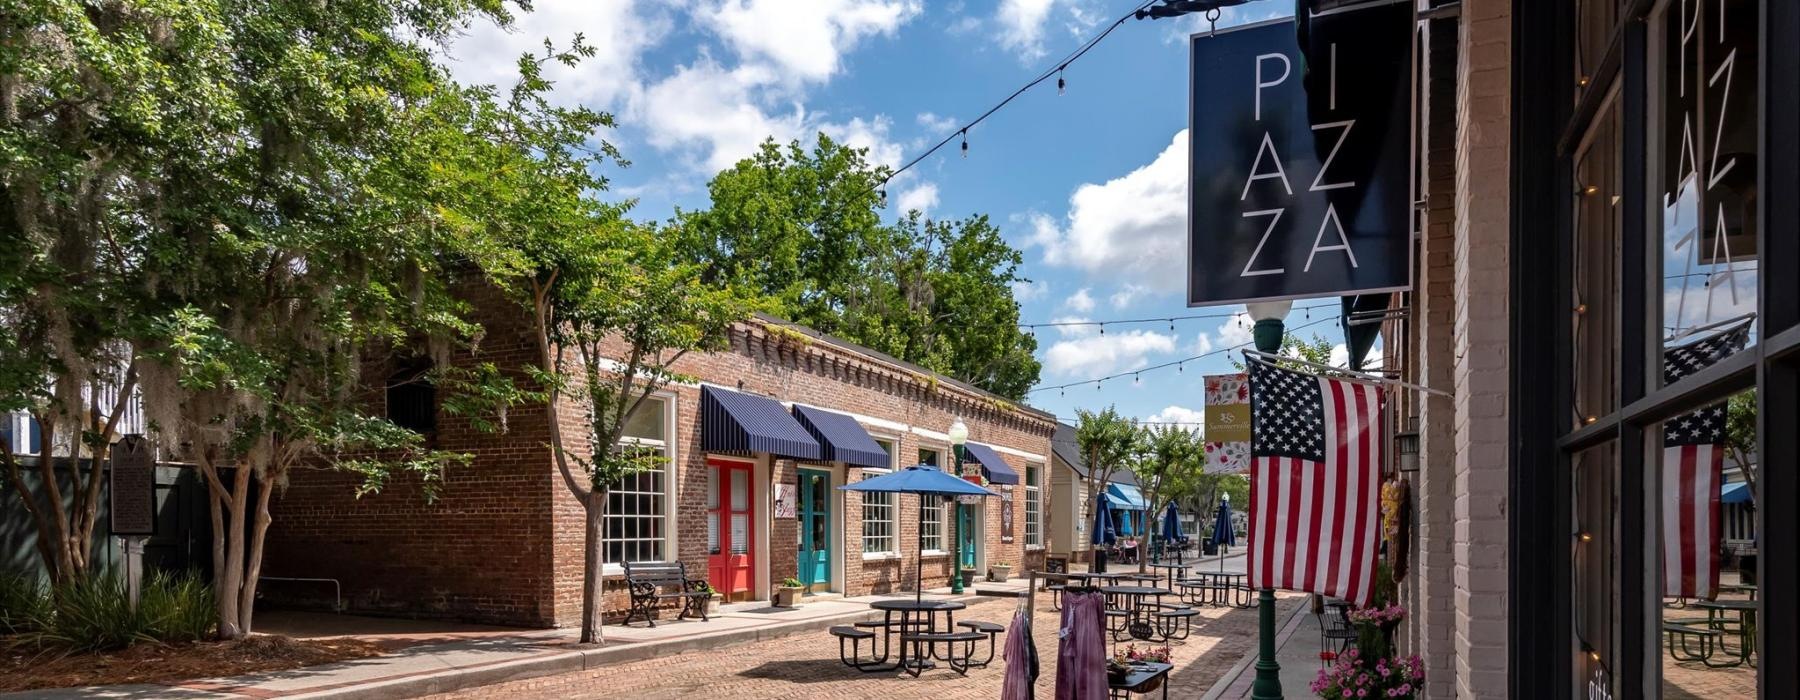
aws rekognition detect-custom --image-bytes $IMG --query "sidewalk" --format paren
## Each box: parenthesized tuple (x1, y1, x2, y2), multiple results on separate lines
(1201, 599, 1327, 699)
(5, 592, 977, 700)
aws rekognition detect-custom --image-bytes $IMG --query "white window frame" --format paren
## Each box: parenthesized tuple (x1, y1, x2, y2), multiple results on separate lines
(861, 435, 900, 558)
(919, 446, 946, 554)
(602, 391, 678, 576)
(1025, 462, 1043, 549)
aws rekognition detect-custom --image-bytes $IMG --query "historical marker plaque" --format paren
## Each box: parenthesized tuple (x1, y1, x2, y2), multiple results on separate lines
(108, 436, 156, 536)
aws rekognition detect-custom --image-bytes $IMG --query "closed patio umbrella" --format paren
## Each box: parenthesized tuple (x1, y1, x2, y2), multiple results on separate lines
(1161, 501, 1184, 553)
(842, 465, 994, 603)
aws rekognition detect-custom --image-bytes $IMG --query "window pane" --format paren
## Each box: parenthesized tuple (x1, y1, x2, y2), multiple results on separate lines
(1656, 388, 1757, 697)
(1655, 0, 1761, 369)
(918, 448, 938, 468)
(622, 397, 666, 441)
(1573, 98, 1621, 428)
(1572, 442, 1617, 692)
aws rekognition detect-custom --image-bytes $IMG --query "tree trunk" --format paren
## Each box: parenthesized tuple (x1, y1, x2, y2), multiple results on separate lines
(580, 495, 606, 644)
(238, 472, 276, 636)
(217, 461, 251, 640)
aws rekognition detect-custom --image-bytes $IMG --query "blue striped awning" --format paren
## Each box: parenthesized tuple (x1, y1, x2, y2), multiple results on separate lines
(1105, 482, 1148, 511)
(960, 442, 1019, 485)
(791, 405, 889, 468)
(700, 386, 821, 460)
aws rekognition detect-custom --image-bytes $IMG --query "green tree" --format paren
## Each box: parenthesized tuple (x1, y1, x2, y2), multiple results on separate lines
(3, 0, 547, 637)
(677, 136, 1040, 399)
(1724, 390, 1757, 504)
(1127, 425, 1205, 569)
(1073, 406, 1141, 555)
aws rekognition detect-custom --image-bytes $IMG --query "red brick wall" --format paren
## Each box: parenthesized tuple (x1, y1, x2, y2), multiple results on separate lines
(266, 297, 1057, 629)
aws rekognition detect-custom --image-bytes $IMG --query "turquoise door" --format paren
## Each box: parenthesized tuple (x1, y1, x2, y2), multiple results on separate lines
(798, 469, 831, 590)
(959, 504, 978, 569)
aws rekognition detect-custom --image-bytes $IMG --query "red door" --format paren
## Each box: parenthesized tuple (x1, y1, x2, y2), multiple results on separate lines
(706, 459, 755, 600)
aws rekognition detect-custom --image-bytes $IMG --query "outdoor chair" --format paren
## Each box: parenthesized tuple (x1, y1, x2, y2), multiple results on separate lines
(1319, 603, 1357, 660)
(620, 561, 711, 628)
(956, 620, 1005, 668)
(830, 625, 892, 671)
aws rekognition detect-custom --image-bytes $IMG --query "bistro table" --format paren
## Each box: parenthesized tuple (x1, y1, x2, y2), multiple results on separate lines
(1101, 586, 1177, 642)
(867, 598, 968, 673)
(1109, 660, 1173, 699)
(1694, 599, 1758, 666)
(1147, 562, 1190, 591)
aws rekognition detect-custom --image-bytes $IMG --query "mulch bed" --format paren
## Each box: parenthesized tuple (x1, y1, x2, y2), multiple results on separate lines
(0, 634, 386, 693)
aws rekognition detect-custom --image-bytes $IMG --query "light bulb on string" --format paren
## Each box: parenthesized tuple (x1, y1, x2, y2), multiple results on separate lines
(1099, 323, 1105, 336)
(1096, 380, 1102, 391)
(960, 129, 968, 159)
(1169, 319, 1175, 332)
(1057, 66, 1066, 96)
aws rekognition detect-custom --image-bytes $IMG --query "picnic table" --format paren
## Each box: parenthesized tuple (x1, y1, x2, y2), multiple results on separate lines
(1178, 571, 1252, 608)
(830, 598, 994, 676)
(1108, 660, 1173, 698)
(1693, 599, 1758, 667)
(1147, 562, 1189, 590)
(1101, 586, 1195, 643)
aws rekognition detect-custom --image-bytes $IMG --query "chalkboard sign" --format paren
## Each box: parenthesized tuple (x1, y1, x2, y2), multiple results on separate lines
(108, 436, 156, 536)
(1045, 556, 1069, 575)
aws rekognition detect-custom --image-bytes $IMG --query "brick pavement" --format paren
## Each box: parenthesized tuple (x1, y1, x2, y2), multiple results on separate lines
(426, 593, 1306, 699)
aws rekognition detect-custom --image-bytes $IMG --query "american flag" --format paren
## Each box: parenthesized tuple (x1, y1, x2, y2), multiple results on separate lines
(1246, 358, 1384, 606)
(1661, 322, 1749, 600)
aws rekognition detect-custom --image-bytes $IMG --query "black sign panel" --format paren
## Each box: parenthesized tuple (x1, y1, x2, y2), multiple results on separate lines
(1187, 4, 1413, 307)
(108, 436, 156, 536)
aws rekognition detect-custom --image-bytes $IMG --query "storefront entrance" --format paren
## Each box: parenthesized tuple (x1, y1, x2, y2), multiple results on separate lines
(958, 502, 980, 572)
(706, 458, 754, 601)
(797, 468, 831, 592)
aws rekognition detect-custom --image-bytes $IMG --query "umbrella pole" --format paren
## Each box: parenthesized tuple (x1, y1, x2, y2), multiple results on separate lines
(917, 494, 926, 604)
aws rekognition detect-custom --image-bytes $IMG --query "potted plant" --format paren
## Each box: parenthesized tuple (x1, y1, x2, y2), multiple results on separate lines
(960, 568, 980, 587)
(988, 563, 1012, 582)
(695, 580, 721, 615)
(774, 577, 804, 607)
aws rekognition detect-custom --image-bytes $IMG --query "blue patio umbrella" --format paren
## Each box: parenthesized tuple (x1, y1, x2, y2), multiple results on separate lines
(1211, 499, 1236, 548)
(842, 465, 993, 603)
(1119, 508, 1135, 536)
(1161, 501, 1185, 545)
(1091, 494, 1117, 546)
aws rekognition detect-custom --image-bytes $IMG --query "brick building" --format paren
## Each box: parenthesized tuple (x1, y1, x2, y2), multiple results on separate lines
(262, 298, 1056, 628)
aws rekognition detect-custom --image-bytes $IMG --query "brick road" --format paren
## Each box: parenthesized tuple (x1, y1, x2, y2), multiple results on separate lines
(428, 593, 1305, 699)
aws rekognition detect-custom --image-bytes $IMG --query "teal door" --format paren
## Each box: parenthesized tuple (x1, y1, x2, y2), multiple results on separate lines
(797, 469, 831, 590)
(959, 504, 978, 569)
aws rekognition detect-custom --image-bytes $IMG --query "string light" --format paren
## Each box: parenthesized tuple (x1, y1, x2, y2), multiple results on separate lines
(1578, 531, 1593, 542)
(1057, 66, 1066, 95)
(1028, 314, 1340, 395)
(960, 129, 968, 159)
(1017, 303, 1336, 331)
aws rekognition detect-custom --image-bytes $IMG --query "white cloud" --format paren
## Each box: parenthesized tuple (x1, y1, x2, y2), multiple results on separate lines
(1042, 330, 1176, 378)
(705, 0, 921, 84)
(444, 1, 667, 109)
(1011, 278, 1049, 302)
(1192, 333, 1214, 355)
(1216, 312, 1253, 348)
(995, 0, 1058, 62)
(1027, 130, 1189, 293)
(1049, 315, 1094, 339)
(1064, 288, 1096, 313)
(1109, 283, 1147, 309)
(1328, 343, 1349, 368)
(917, 111, 959, 134)
(821, 115, 904, 168)
(896, 182, 939, 214)
(1145, 405, 1206, 426)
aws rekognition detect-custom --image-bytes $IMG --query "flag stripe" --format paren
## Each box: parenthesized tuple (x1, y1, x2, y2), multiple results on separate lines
(1281, 458, 1303, 586)
(1355, 382, 1382, 606)
(1323, 379, 1347, 596)
(1679, 445, 1697, 595)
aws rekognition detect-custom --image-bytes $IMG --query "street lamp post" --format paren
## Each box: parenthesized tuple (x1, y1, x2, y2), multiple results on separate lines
(1245, 300, 1290, 700)
(948, 418, 969, 595)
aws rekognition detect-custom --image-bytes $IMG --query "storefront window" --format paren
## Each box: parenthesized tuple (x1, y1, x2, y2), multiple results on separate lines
(1573, 97, 1622, 429)
(1025, 463, 1042, 547)
(862, 439, 897, 554)
(1572, 443, 1618, 693)
(608, 395, 672, 564)
(1654, 0, 1761, 367)
(1575, 0, 1619, 104)
(919, 447, 944, 551)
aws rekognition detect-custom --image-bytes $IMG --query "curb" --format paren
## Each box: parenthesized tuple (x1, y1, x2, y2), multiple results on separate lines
(282, 598, 976, 699)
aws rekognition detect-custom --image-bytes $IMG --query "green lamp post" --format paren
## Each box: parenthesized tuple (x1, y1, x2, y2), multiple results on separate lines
(948, 417, 969, 595)
(1245, 299, 1291, 700)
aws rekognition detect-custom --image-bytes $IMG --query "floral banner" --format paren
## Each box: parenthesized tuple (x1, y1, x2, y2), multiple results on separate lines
(1204, 373, 1251, 474)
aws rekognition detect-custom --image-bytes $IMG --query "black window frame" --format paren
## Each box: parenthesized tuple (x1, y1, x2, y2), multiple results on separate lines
(1512, 1, 1800, 697)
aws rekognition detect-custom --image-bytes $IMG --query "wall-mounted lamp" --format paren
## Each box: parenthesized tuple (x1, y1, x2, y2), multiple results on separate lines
(1396, 416, 1420, 473)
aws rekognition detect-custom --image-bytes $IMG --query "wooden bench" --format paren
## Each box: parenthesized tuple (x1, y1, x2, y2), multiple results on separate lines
(621, 561, 710, 628)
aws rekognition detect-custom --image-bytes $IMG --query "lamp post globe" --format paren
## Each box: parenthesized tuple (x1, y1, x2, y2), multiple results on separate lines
(948, 418, 968, 594)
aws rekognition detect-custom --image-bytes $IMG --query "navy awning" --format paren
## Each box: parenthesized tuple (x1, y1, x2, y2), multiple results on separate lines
(700, 386, 821, 460)
(1105, 482, 1148, 511)
(791, 405, 889, 468)
(960, 442, 1019, 485)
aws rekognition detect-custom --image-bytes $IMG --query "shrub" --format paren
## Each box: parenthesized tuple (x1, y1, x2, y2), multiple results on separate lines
(22, 570, 217, 652)
(0, 571, 51, 634)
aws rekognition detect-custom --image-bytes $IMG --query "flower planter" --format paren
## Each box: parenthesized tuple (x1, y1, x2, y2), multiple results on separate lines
(988, 564, 1012, 582)
(960, 568, 979, 587)
(773, 586, 803, 608)
(704, 594, 721, 616)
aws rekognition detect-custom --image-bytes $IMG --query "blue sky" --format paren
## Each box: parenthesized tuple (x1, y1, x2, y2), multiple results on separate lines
(442, 0, 1334, 426)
